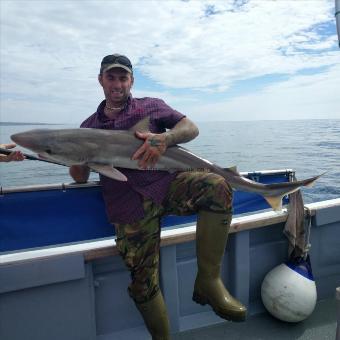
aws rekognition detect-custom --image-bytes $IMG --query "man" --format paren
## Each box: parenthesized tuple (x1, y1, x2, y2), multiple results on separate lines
(0, 143, 25, 162)
(70, 54, 246, 339)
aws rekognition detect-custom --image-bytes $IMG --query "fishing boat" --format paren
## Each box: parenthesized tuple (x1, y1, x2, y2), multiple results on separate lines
(1, 169, 339, 340)
(1, 2, 339, 338)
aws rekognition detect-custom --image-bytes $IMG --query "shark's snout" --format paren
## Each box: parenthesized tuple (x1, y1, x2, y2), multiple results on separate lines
(11, 130, 45, 151)
(11, 132, 28, 146)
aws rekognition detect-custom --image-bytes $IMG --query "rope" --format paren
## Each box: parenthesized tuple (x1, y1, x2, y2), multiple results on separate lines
(303, 206, 312, 259)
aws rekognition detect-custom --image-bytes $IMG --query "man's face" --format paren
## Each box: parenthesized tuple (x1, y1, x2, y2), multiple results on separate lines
(98, 68, 134, 105)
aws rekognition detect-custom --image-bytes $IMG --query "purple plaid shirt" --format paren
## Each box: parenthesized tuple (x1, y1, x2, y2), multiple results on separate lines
(81, 96, 185, 224)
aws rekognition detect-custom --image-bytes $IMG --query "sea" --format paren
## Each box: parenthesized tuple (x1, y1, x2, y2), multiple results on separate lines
(1, 119, 339, 204)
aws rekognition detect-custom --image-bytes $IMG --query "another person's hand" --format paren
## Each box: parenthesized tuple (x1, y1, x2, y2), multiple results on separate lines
(0, 143, 25, 162)
(132, 132, 167, 169)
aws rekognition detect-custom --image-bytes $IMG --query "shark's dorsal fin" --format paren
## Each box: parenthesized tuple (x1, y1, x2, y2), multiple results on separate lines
(129, 116, 150, 133)
(227, 165, 238, 173)
(87, 163, 127, 181)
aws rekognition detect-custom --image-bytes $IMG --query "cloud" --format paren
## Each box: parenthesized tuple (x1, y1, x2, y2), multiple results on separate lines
(138, 0, 338, 89)
(185, 63, 340, 121)
(133, 88, 198, 106)
(0, 0, 339, 123)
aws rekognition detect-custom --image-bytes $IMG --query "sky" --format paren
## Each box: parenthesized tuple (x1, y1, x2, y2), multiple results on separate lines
(1, 0, 339, 124)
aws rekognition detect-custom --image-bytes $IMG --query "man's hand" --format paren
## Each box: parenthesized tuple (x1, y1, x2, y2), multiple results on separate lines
(0, 143, 25, 162)
(132, 131, 167, 169)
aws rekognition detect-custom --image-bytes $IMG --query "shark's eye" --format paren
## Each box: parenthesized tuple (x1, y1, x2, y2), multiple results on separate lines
(45, 149, 52, 155)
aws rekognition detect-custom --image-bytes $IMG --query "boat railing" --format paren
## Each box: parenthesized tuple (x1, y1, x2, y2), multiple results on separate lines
(0, 168, 294, 194)
(1, 198, 339, 266)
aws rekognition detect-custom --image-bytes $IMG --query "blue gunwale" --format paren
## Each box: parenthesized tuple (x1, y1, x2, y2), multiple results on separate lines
(0, 169, 292, 253)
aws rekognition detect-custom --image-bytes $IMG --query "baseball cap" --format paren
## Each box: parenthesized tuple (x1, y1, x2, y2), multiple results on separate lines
(100, 54, 133, 74)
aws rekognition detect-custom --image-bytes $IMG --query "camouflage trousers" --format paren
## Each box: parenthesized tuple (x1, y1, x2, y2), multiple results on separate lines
(115, 171, 233, 303)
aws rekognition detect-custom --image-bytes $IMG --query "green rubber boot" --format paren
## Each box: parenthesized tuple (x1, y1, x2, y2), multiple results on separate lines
(192, 210, 247, 322)
(135, 291, 171, 340)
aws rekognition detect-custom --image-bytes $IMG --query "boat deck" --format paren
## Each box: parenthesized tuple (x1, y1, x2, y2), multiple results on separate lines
(172, 298, 337, 340)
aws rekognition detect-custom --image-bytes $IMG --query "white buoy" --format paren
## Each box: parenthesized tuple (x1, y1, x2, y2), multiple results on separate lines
(261, 259, 317, 322)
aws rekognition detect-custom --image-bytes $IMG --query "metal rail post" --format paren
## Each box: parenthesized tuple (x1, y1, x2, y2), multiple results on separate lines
(336, 287, 340, 340)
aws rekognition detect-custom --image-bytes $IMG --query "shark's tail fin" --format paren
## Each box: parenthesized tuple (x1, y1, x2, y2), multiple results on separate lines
(263, 173, 324, 211)
(302, 173, 325, 187)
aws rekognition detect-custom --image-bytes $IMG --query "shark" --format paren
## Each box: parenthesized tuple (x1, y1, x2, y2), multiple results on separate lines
(11, 117, 322, 211)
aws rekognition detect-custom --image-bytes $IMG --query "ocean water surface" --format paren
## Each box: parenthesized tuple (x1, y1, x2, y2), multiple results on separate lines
(1, 119, 339, 204)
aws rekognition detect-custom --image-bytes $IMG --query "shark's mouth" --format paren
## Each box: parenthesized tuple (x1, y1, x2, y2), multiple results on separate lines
(38, 153, 47, 160)
(39, 154, 61, 164)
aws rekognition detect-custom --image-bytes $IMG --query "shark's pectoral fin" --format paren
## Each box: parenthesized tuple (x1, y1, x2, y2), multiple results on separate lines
(88, 163, 127, 181)
(264, 196, 283, 211)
